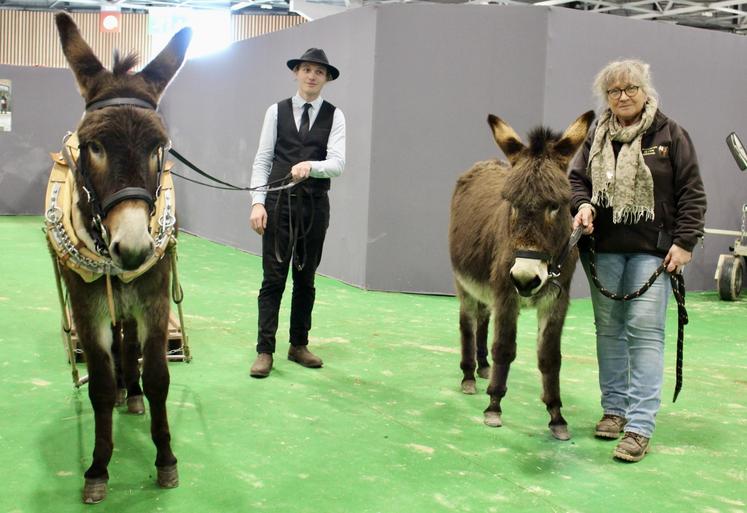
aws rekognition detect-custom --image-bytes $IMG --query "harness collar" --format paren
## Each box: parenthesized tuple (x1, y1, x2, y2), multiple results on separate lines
(45, 131, 176, 284)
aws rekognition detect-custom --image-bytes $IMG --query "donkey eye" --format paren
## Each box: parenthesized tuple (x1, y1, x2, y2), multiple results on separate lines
(88, 141, 104, 156)
(547, 203, 560, 217)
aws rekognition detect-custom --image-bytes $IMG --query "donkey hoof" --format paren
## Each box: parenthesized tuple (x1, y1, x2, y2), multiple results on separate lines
(157, 464, 179, 488)
(115, 388, 127, 407)
(82, 478, 108, 504)
(477, 366, 490, 379)
(484, 411, 502, 427)
(461, 380, 477, 394)
(127, 395, 145, 415)
(550, 424, 571, 441)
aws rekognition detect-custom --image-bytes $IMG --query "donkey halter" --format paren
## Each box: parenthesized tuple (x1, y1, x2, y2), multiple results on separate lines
(66, 97, 167, 256)
(515, 226, 584, 281)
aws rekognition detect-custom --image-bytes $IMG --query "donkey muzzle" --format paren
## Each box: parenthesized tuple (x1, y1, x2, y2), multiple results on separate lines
(511, 250, 550, 297)
(106, 202, 155, 270)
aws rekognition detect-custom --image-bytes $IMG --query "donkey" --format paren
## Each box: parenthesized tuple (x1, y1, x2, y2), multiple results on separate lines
(449, 111, 594, 440)
(53, 13, 191, 502)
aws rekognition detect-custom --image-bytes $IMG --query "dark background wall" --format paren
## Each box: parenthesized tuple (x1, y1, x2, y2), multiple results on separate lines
(2, 4, 746, 296)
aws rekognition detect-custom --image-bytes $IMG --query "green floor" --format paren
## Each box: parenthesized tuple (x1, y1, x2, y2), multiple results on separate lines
(1, 215, 746, 513)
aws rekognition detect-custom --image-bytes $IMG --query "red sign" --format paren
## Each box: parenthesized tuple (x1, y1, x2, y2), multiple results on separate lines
(99, 9, 121, 33)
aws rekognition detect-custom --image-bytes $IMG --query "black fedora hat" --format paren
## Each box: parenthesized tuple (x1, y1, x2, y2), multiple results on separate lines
(287, 48, 340, 80)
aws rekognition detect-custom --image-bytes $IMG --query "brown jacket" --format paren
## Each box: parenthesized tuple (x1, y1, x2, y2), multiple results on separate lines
(569, 109, 707, 255)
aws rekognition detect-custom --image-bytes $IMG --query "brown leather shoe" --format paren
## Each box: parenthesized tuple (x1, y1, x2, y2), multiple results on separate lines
(250, 353, 273, 378)
(287, 345, 323, 368)
(613, 431, 650, 462)
(595, 414, 626, 439)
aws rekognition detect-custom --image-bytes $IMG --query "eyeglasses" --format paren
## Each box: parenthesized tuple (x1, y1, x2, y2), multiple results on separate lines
(607, 85, 640, 100)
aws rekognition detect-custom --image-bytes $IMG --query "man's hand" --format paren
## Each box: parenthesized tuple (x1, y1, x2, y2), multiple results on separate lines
(664, 243, 692, 274)
(250, 203, 267, 235)
(573, 204, 595, 235)
(291, 161, 312, 182)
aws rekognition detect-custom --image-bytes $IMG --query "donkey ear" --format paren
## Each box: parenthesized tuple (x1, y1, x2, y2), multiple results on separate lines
(139, 27, 193, 98)
(553, 110, 595, 164)
(55, 13, 105, 99)
(487, 114, 526, 166)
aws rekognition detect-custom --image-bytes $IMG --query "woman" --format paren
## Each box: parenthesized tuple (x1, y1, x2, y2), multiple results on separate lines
(569, 59, 706, 462)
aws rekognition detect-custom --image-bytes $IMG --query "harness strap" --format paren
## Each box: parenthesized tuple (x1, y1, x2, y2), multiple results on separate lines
(588, 235, 688, 402)
(86, 97, 155, 111)
(101, 187, 155, 216)
(515, 250, 552, 261)
(105, 273, 117, 326)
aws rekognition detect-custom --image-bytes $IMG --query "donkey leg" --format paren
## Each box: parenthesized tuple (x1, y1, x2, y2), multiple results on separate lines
(537, 297, 570, 440)
(78, 318, 117, 503)
(122, 320, 145, 415)
(140, 310, 178, 488)
(484, 299, 519, 427)
(111, 323, 127, 406)
(475, 303, 490, 379)
(456, 286, 481, 394)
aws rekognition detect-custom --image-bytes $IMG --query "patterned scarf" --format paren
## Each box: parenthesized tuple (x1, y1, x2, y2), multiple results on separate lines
(588, 96, 658, 224)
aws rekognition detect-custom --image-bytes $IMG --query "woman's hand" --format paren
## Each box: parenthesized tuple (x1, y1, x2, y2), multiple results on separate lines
(573, 204, 595, 235)
(664, 244, 692, 274)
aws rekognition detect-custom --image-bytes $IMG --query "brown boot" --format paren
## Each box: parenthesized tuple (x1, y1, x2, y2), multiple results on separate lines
(613, 432, 650, 462)
(287, 345, 323, 368)
(250, 353, 273, 378)
(595, 414, 626, 439)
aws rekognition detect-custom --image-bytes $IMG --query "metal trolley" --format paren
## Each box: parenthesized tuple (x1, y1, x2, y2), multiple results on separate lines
(706, 133, 747, 301)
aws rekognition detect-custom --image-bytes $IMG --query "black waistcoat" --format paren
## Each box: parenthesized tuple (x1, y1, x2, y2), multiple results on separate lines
(268, 98, 336, 193)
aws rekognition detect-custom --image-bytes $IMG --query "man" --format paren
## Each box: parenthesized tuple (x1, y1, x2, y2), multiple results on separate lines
(248, 48, 346, 378)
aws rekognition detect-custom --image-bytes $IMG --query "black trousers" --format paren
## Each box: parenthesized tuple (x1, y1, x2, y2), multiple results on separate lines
(256, 191, 330, 354)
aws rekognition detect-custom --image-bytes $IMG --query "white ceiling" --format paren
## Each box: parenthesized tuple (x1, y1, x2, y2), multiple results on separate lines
(1, 0, 746, 33)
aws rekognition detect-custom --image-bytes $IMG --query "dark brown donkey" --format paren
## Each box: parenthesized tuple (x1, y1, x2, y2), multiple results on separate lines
(449, 111, 593, 440)
(52, 14, 191, 502)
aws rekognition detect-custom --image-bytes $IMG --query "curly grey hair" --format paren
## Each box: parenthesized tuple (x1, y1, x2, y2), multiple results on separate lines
(592, 59, 659, 111)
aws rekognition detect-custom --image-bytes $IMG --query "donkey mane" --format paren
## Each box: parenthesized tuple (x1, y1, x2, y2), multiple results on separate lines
(504, 126, 571, 207)
(112, 51, 140, 76)
(527, 127, 563, 157)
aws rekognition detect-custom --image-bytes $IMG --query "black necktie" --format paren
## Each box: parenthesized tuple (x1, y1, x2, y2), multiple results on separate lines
(299, 103, 311, 139)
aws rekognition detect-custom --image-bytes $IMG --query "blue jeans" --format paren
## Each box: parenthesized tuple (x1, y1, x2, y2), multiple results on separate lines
(581, 252, 671, 439)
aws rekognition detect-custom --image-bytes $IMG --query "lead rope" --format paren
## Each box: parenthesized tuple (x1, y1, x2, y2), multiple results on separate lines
(272, 186, 317, 271)
(588, 235, 688, 402)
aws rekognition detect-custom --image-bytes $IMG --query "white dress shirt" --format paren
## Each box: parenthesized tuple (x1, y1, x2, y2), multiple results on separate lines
(250, 93, 346, 205)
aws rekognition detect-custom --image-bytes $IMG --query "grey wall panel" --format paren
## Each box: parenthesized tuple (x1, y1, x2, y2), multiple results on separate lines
(365, 5, 550, 294)
(162, 6, 378, 287)
(0, 65, 82, 215)
(543, 7, 747, 296)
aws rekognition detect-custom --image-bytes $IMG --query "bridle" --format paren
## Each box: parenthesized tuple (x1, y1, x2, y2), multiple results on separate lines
(63, 97, 166, 256)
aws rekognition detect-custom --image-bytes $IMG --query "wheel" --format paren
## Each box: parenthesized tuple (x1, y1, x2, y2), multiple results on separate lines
(717, 254, 744, 300)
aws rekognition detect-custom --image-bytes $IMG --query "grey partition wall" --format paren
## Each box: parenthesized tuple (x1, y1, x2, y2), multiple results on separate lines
(0, 64, 82, 214)
(3, 3, 747, 297)
(163, 3, 747, 295)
